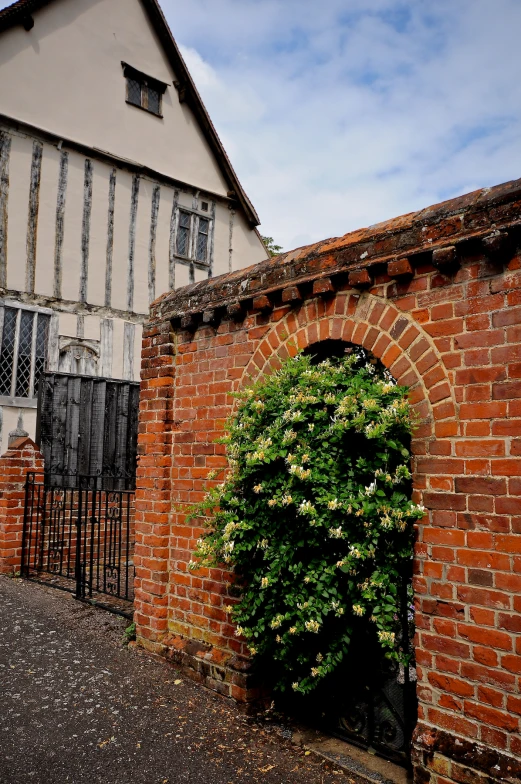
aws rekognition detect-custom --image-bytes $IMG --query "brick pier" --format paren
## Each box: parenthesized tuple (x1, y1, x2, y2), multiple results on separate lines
(0, 438, 44, 575)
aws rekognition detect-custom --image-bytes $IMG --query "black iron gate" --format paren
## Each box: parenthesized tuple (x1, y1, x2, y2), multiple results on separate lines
(284, 570, 417, 767)
(327, 573, 417, 766)
(21, 473, 135, 616)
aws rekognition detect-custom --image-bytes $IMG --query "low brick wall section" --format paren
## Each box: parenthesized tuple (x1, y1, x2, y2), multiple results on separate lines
(135, 178, 521, 780)
(0, 438, 44, 575)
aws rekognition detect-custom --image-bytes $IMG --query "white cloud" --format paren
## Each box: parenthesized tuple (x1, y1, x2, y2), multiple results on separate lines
(2, 0, 518, 252)
(167, 0, 521, 251)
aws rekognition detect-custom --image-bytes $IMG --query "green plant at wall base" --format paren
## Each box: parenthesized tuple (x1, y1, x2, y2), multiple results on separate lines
(189, 352, 424, 695)
(122, 621, 136, 646)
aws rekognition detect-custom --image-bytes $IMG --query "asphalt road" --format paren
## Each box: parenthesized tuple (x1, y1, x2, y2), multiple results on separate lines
(0, 576, 362, 784)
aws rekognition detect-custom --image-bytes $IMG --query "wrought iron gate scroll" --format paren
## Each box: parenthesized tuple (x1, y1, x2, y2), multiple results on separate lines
(22, 473, 135, 615)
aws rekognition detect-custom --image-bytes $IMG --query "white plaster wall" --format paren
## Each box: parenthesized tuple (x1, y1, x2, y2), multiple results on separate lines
(194, 267, 209, 284)
(59, 150, 84, 302)
(110, 168, 133, 313)
(175, 263, 191, 289)
(232, 211, 268, 271)
(87, 162, 111, 307)
(84, 315, 101, 341)
(58, 312, 77, 338)
(111, 317, 125, 380)
(133, 178, 152, 315)
(155, 185, 174, 298)
(33, 144, 60, 298)
(133, 323, 143, 381)
(6, 133, 32, 292)
(0, 406, 37, 457)
(213, 201, 232, 276)
(0, 0, 230, 196)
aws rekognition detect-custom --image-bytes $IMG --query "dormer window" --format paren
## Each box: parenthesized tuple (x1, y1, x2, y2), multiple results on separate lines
(122, 62, 168, 117)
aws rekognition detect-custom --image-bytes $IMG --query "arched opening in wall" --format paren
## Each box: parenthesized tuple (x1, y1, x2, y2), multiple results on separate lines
(285, 338, 418, 767)
(302, 338, 390, 379)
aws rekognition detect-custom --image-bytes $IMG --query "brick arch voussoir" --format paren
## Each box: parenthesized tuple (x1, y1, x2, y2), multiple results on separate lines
(241, 295, 458, 445)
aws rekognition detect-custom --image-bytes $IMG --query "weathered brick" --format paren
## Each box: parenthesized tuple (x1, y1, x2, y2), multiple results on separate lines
(134, 183, 521, 777)
(0, 440, 44, 575)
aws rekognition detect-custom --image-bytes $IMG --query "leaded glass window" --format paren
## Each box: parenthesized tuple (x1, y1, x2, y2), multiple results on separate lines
(0, 307, 50, 399)
(174, 210, 212, 265)
(15, 310, 35, 397)
(176, 211, 191, 257)
(0, 308, 16, 396)
(196, 218, 209, 262)
(125, 71, 163, 116)
(147, 86, 161, 115)
(127, 78, 142, 107)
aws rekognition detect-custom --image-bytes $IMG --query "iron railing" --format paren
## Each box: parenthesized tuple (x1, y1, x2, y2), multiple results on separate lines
(21, 473, 135, 614)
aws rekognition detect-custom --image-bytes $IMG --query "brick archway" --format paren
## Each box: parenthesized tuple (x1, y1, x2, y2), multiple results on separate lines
(241, 292, 458, 450)
(135, 179, 521, 784)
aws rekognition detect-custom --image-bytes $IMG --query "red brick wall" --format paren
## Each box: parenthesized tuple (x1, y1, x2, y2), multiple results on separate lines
(135, 179, 521, 781)
(0, 438, 44, 575)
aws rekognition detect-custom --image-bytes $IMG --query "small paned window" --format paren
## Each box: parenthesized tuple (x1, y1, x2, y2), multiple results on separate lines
(196, 218, 209, 262)
(175, 209, 212, 265)
(0, 307, 50, 398)
(123, 63, 167, 117)
(147, 86, 161, 115)
(127, 78, 142, 107)
(176, 211, 192, 257)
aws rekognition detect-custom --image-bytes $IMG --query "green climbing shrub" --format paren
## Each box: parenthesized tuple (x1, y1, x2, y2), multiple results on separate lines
(189, 351, 423, 695)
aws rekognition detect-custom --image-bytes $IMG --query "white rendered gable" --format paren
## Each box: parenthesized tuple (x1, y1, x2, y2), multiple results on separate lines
(0, 0, 230, 196)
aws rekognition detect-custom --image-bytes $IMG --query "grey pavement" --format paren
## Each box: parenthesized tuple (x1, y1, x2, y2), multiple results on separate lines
(0, 576, 361, 784)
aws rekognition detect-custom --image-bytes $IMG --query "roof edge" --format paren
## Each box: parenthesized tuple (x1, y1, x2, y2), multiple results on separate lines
(151, 176, 521, 322)
(0, 0, 261, 227)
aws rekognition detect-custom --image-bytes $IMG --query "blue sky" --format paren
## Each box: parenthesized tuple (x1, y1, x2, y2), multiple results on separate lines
(2, 0, 521, 252)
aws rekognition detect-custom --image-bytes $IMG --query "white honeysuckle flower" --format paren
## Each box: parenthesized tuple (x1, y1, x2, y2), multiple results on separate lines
(298, 500, 316, 515)
(270, 615, 284, 629)
(378, 630, 396, 644)
(364, 481, 377, 496)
